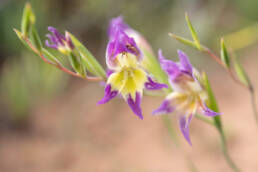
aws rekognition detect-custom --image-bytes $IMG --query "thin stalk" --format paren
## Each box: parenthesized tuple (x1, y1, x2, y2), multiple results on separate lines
(249, 86, 258, 126)
(201, 46, 246, 88)
(217, 128, 241, 172)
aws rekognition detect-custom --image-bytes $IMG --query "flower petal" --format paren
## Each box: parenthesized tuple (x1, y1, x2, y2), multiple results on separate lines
(177, 50, 193, 76)
(127, 92, 143, 119)
(202, 103, 222, 117)
(108, 16, 129, 38)
(145, 76, 168, 90)
(158, 49, 181, 80)
(152, 100, 174, 115)
(98, 84, 118, 104)
(179, 114, 193, 145)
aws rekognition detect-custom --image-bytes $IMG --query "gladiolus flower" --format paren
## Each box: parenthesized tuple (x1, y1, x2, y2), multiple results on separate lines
(153, 49, 220, 145)
(98, 17, 167, 119)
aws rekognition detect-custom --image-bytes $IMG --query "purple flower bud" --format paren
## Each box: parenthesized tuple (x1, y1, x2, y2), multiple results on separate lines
(45, 26, 74, 54)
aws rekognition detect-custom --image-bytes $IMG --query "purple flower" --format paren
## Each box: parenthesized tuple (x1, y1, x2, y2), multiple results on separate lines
(99, 17, 168, 119)
(45, 26, 74, 54)
(153, 49, 221, 145)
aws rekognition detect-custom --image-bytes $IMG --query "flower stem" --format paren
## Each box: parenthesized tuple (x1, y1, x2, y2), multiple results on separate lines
(217, 127, 241, 172)
(249, 86, 258, 126)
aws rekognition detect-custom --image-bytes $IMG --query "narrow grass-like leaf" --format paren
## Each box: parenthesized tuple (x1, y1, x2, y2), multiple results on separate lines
(233, 56, 250, 87)
(68, 32, 106, 78)
(202, 72, 222, 130)
(21, 3, 35, 36)
(185, 13, 201, 50)
(30, 26, 42, 52)
(42, 48, 60, 64)
(14, 28, 32, 51)
(220, 38, 230, 68)
(169, 33, 197, 49)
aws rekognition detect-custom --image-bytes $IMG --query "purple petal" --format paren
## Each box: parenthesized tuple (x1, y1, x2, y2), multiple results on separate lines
(145, 76, 168, 90)
(48, 26, 65, 46)
(202, 103, 222, 117)
(46, 34, 58, 44)
(152, 100, 174, 115)
(158, 49, 181, 80)
(98, 84, 118, 104)
(127, 92, 143, 119)
(179, 114, 193, 145)
(45, 40, 58, 49)
(177, 50, 193, 76)
(108, 16, 129, 38)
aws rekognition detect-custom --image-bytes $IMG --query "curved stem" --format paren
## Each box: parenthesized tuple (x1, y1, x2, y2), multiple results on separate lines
(201, 46, 246, 88)
(217, 128, 241, 172)
(249, 86, 258, 125)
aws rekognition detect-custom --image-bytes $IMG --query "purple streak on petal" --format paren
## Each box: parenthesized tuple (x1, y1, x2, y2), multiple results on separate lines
(98, 84, 118, 104)
(179, 114, 193, 145)
(202, 103, 222, 117)
(152, 100, 174, 115)
(177, 50, 193, 76)
(145, 76, 168, 90)
(127, 92, 143, 119)
(158, 49, 181, 80)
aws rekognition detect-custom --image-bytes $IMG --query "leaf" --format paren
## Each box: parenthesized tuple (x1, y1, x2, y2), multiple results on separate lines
(67, 53, 86, 77)
(233, 55, 250, 87)
(42, 48, 60, 64)
(185, 13, 201, 50)
(68, 32, 106, 78)
(220, 38, 230, 68)
(14, 28, 32, 50)
(30, 26, 42, 52)
(21, 3, 35, 36)
(202, 72, 222, 131)
(169, 33, 197, 50)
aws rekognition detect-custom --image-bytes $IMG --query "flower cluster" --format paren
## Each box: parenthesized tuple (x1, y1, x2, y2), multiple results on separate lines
(44, 17, 220, 145)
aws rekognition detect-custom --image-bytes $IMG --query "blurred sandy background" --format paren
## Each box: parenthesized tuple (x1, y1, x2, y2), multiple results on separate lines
(0, 0, 258, 171)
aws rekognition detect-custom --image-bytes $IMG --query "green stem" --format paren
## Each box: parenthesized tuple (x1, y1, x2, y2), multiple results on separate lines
(217, 128, 241, 172)
(249, 87, 258, 126)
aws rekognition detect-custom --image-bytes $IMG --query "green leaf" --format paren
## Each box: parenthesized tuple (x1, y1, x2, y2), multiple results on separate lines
(220, 38, 230, 68)
(68, 52, 86, 77)
(185, 13, 201, 50)
(169, 33, 197, 50)
(68, 32, 106, 78)
(14, 28, 32, 50)
(233, 56, 250, 87)
(42, 48, 60, 64)
(202, 72, 222, 131)
(30, 26, 42, 52)
(21, 3, 35, 36)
